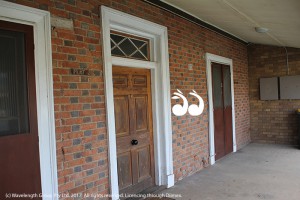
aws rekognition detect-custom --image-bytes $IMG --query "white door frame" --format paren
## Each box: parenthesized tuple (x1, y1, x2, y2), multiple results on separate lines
(206, 53, 237, 165)
(0, 1, 58, 199)
(101, 6, 174, 200)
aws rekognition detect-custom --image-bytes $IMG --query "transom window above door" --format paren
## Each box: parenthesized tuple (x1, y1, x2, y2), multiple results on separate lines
(110, 31, 150, 61)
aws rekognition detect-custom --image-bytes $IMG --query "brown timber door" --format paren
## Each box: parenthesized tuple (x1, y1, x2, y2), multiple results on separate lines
(113, 66, 155, 195)
(0, 21, 41, 198)
(212, 63, 233, 161)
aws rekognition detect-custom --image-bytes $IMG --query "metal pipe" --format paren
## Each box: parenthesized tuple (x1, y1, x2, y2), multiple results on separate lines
(284, 47, 289, 75)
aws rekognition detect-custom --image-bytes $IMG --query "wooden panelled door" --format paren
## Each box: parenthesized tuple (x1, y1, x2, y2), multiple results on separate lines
(0, 21, 41, 198)
(212, 63, 233, 160)
(113, 66, 155, 195)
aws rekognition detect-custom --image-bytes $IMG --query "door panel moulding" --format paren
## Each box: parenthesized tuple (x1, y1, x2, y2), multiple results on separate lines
(101, 6, 174, 200)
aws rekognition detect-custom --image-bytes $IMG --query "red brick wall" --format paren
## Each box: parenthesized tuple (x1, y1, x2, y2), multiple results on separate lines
(7, 0, 250, 197)
(248, 44, 300, 144)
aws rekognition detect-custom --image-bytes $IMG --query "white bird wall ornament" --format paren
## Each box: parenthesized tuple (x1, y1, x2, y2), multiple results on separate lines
(188, 90, 204, 116)
(171, 89, 189, 116)
(171, 90, 204, 116)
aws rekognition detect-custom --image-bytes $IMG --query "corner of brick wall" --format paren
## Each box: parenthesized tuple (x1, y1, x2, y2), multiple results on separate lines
(248, 44, 300, 144)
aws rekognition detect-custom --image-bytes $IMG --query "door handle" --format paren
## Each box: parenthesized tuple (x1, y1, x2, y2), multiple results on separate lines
(131, 139, 138, 145)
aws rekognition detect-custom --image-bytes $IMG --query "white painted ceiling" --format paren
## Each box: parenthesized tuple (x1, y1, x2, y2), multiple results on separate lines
(162, 0, 300, 48)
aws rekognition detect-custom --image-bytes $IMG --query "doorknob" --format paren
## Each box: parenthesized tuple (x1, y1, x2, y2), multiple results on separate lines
(131, 139, 138, 145)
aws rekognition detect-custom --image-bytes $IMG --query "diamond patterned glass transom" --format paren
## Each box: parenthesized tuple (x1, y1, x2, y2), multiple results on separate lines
(110, 31, 150, 61)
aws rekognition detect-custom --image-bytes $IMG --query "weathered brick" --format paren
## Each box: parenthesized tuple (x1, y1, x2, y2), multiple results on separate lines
(81, 76, 88, 82)
(78, 49, 86, 55)
(97, 122, 105, 128)
(67, 0, 76, 6)
(98, 147, 104, 153)
(55, 2, 64, 9)
(91, 83, 98, 89)
(79, 63, 87, 68)
(68, 55, 76, 61)
(82, 10, 90, 17)
(84, 130, 92, 137)
(71, 111, 79, 117)
(97, 134, 105, 141)
(81, 23, 89, 30)
(70, 97, 78, 103)
(39, 4, 48, 11)
(95, 109, 101, 115)
(73, 152, 82, 159)
(85, 156, 92, 163)
(83, 117, 91, 123)
(99, 172, 105, 178)
(93, 57, 101, 64)
(98, 159, 105, 166)
(87, 31, 94, 38)
(95, 96, 101, 102)
(88, 44, 95, 51)
(73, 138, 81, 145)
(69, 83, 77, 89)
(82, 90, 89, 96)
(74, 166, 82, 172)
(86, 169, 93, 176)
(83, 104, 91, 110)
(94, 70, 102, 76)
(86, 182, 94, 189)
(85, 143, 92, 150)
(72, 125, 80, 132)
(64, 40, 73, 47)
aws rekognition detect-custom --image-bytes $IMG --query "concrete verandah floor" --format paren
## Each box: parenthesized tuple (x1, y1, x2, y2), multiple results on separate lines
(158, 143, 300, 200)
